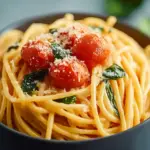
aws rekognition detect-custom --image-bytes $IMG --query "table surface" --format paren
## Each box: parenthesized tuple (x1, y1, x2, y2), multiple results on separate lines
(0, 0, 150, 31)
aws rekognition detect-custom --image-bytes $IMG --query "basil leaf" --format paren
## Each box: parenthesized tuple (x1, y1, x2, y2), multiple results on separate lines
(102, 64, 126, 80)
(101, 64, 125, 117)
(49, 28, 57, 34)
(7, 42, 19, 52)
(51, 43, 72, 59)
(21, 70, 48, 95)
(89, 26, 104, 32)
(105, 81, 119, 117)
(56, 96, 76, 104)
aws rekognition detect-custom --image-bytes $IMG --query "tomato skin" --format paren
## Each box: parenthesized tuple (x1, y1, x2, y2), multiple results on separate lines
(65, 34, 77, 49)
(72, 34, 111, 71)
(57, 24, 89, 49)
(49, 58, 90, 89)
(57, 31, 75, 49)
(21, 40, 54, 70)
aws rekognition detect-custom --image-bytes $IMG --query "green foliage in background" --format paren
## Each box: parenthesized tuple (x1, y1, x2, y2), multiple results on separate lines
(139, 18, 150, 37)
(105, 0, 143, 17)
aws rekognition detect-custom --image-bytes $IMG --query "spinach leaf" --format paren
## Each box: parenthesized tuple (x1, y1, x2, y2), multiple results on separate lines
(105, 80, 119, 117)
(102, 64, 126, 80)
(89, 26, 104, 32)
(51, 43, 72, 59)
(101, 64, 125, 117)
(21, 70, 48, 95)
(7, 42, 19, 52)
(49, 28, 57, 34)
(56, 96, 76, 104)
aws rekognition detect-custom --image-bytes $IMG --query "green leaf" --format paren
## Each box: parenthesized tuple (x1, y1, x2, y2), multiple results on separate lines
(89, 26, 104, 32)
(49, 28, 57, 34)
(7, 42, 19, 52)
(139, 18, 150, 37)
(105, 80, 119, 117)
(51, 43, 72, 59)
(101, 64, 126, 117)
(21, 70, 48, 95)
(56, 96, 76, 104)
(102, 64, 126, 80)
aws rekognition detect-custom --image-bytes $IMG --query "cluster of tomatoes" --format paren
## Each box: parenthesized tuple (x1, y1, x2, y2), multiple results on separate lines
(21, 25, 111, 89)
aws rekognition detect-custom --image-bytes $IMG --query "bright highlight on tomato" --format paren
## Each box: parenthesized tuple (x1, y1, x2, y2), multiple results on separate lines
(57, 24, 89, 49)
(21, 40, 54, 70)
(21, 26, 111, 90)
(72, 34, 111, 71)
(49, 58, 90, 89)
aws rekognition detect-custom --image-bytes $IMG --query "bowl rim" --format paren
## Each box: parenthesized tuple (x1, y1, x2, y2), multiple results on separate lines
(1, 118, 150, 144)
(0, 12, 150, 144)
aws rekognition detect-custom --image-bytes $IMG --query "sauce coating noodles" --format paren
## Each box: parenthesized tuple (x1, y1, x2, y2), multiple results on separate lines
(0, 14, 150, 140)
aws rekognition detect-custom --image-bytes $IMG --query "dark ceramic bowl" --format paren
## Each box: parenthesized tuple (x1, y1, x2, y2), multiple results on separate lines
(0, 13, 150, 150)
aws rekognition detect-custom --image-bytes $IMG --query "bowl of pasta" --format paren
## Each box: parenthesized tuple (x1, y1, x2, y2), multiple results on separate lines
(0, 13, 150, 150)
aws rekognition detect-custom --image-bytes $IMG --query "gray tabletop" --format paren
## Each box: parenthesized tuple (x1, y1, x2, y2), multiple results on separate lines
(0, 0, 150, 30)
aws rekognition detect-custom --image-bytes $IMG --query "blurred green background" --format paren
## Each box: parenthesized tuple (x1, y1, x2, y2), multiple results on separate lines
(0, 0, 149, 36)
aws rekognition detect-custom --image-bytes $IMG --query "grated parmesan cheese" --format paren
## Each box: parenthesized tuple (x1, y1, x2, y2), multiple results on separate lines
(52, 22, 91, 48)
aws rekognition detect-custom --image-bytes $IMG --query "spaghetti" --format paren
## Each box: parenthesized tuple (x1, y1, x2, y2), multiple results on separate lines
(0, 14, 150, 141)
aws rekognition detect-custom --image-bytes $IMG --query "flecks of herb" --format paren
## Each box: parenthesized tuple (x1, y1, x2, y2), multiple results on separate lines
(7, 42, 19, 52)
(51, 43, 72, 59)
(49, 28, 57, 34)
(21, 70, 48, 95)
(56, 96, 76, 104)
(89, 26, 104, 32)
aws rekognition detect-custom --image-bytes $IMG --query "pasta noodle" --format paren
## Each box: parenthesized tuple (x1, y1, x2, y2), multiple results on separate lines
(0, 14, 150, 141)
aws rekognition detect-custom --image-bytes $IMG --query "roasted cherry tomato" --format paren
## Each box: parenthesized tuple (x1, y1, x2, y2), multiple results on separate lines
(72, 34, 111, 71)
(21, 40, 54, 70)
(49, 57, 90, 89)
(57, 24, 89, 49)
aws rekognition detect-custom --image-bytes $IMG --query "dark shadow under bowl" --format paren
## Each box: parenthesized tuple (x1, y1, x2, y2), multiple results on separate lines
(0, 12, 150, 150)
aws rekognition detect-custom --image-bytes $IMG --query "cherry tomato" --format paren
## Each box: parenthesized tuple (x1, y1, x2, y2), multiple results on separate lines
(21, 40, 54, 70)
(49, 57, 90, 89)
(66, 34, 77, 49)
(72, 34, 111, 71)
(57, 24, 89, 49)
